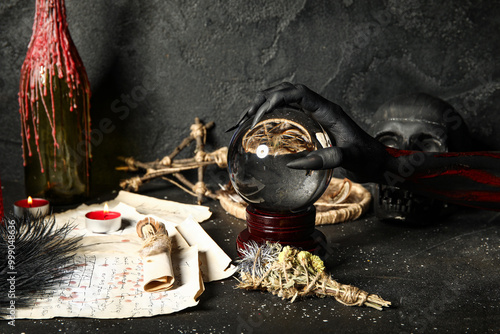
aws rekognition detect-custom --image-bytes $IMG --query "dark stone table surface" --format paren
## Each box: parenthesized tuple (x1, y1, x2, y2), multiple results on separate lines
(1, 180, 499, 334)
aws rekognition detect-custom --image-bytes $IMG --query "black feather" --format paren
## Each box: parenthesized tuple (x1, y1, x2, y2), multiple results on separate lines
(0, 213, 82, 314)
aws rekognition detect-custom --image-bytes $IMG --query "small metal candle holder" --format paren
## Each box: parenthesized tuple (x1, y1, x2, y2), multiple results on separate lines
(85, 204, 122, 233)
(14, 197, 50, 218)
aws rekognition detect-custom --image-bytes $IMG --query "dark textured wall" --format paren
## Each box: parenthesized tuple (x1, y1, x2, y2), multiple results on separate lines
(1, 0, 499, 196)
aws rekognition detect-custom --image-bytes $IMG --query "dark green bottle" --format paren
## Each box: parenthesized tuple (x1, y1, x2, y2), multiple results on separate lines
(19, 0, 91, 205)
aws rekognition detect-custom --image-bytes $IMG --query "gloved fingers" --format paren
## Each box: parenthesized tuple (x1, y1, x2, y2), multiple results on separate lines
(227, 82, 307, 131)
(251, 83, 343, 130)
(286, 147, 343, 170)
(250, 83, 302, 127)
(226, 108, 251, 132)
(226, 92, 269, 132)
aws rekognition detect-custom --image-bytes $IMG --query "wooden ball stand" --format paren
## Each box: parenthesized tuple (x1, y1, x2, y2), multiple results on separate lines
(236, 205, 327, 257)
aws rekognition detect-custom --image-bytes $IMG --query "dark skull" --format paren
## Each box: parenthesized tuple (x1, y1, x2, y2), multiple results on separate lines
(369, 93, 470, 225)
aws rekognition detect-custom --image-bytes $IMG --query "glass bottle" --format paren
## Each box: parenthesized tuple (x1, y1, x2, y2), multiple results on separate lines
(18, 0, 91, 205)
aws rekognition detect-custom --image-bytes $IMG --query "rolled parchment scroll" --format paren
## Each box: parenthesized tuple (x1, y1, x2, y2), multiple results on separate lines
(136, 217, 175, 292)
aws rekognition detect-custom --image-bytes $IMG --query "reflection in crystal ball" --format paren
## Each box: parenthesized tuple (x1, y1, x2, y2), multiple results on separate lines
(227, 108, 333, 213)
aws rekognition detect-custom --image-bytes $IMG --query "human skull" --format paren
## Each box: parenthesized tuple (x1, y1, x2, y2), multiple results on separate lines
(369, 93, 470, 225)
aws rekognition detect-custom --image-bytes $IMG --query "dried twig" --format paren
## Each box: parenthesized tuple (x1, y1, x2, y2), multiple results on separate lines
(117, 118, 227, 204)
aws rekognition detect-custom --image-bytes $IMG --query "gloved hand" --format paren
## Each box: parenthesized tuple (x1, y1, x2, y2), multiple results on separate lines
(228, 82, 390, 183)
(228, 82, 500, 211)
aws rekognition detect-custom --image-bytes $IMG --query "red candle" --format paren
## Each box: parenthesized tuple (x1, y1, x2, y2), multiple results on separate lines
(14, 196, 50, 217)
(85, 211, 121, 220)
(15, 196, 49, 208)
(85, 203, 122, 233)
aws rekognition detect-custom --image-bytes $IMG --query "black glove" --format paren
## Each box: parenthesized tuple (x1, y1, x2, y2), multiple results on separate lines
(228, 82, 500, 210)
(228, 82, 390, 183)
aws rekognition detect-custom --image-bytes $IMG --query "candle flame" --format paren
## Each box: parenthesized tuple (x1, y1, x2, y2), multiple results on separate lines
(104, 203, 109, 214)
(28, 196, 33, 207)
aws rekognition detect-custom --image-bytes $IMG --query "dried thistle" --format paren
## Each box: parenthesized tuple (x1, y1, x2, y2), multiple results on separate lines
(236, 241, 391, 310)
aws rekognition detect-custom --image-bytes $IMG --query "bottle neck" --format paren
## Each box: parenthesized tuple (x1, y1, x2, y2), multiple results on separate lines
(25, 0, 84, 89)
(30, 0, 68, 46)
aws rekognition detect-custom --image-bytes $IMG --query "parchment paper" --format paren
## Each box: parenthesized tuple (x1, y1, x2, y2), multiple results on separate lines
(8, 193, 236, 319)
(113, 190, 212, 224)
(142, 252, 175, 292)
(177, 218, 236, 282)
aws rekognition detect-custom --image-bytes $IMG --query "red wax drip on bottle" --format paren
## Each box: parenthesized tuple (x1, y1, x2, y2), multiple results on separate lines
(18, 0, 91, 205)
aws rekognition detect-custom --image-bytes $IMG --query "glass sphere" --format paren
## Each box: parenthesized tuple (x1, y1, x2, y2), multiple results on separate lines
(227, 108, 333, 213)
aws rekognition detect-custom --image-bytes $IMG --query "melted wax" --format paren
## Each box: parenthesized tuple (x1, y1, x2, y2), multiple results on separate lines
(18, 0, 91, 174)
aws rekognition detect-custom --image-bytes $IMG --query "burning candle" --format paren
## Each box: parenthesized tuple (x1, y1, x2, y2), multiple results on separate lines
(85, 203, 122, 233)
(14, 196, 50, 218)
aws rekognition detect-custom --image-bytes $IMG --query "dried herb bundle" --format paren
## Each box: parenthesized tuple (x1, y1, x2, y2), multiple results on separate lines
(0, 214, 82, 314)
(236, 241, 391, 310)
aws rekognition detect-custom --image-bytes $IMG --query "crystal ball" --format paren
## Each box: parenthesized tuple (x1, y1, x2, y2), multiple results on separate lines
(227, 108, 333, 213)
